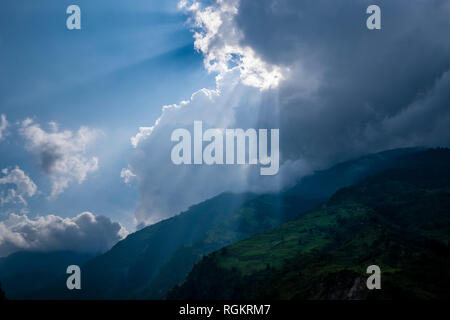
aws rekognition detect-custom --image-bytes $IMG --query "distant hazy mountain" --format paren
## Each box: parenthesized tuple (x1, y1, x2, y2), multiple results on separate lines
(169, 149, 450, 300)
(0, 147, 421, 299)
(0, 251, 93, 299)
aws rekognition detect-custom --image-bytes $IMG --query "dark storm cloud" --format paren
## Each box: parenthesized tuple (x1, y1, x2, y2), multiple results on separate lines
(236, 0, 450, 165)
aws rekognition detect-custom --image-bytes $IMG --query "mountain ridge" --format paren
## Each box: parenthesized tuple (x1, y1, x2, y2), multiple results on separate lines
(0, 147, 423, 299)
(168, 148, 450, 300)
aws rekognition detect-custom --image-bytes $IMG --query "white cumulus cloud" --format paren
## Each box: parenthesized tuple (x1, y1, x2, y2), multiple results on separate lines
(180, 0, 286, 90)
(0, 167, 37, 206)
(0, 212, 128, 257)
(20, 119, 99, 197)
(120, 167, 136, 184)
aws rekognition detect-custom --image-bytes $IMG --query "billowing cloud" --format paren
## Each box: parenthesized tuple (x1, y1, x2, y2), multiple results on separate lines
(234, 0, 450, 164)
(129, 69, 308, 226)
(0, 212, 128, 257)
(20, 119, 99, 197)
(128, 0, 450, 226)
(0, 167, 37, 206)
(0, 114, 8, 140)
(179, 0, 285, 90)
(131, 121, 160, 148)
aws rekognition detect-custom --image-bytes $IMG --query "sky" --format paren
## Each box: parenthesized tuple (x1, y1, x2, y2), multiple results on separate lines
(1, 0, 450, 257)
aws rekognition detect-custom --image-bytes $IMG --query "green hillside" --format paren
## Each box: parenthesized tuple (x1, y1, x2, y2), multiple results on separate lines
(169, 149, 450, 300)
